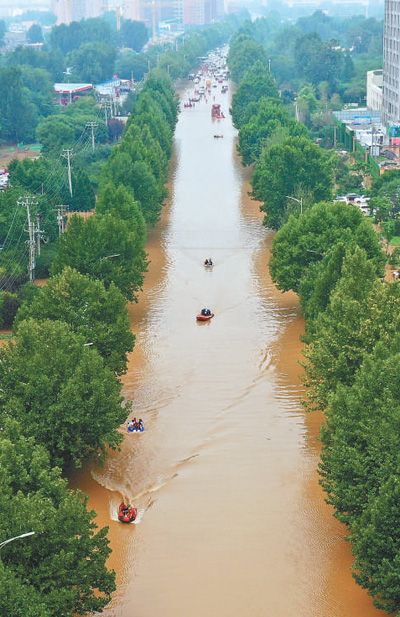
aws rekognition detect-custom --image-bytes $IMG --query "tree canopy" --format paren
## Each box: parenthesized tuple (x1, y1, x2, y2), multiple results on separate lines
(0, 418, 115, 616)
(119, 19, 148, 52)
(270, 201, 384, 293)
(51, 213, 147, 301)
(0, 318, 127, 469)
(252, 137, 335, 229)
(16, 267, 134, 375)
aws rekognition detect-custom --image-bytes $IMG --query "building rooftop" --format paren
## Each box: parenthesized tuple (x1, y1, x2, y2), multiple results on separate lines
(54, 83, 93, 94)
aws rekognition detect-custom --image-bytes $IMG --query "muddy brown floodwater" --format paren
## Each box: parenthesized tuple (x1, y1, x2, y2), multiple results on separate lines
(74, 82, 386, 617)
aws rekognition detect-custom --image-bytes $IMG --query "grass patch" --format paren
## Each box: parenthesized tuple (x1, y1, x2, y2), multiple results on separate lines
(390, 236, 400, 247)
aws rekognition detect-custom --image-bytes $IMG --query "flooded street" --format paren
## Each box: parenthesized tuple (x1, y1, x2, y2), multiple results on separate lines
(75, 82, 385, 617)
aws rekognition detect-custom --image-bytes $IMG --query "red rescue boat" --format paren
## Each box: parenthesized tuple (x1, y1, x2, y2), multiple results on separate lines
(118, 502, 137, 523)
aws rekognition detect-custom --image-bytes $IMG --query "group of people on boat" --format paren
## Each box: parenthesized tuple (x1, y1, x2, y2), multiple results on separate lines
(118, 502, 137, 523)
(127, 417, 144, 432)
(201, 308, 212, 316)
(204, 258, 213, 266)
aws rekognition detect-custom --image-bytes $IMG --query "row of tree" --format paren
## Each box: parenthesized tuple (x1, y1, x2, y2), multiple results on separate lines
(228, 26, 336, 229)
(270, 196, 400, 613)
(0, 70, 177, 616)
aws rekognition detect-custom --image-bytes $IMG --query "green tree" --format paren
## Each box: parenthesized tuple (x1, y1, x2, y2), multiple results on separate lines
(16, 267, 134, 375)
(0, 418, 115, 615)
(51, 213, 147, 301)
(20, 67, 54, 118)
(238, 101, 307, 165)
(270, 200, 384, 293)
(295, 33, 344, 88)
(67, 43, 116, 83)
(228, 33, 267, 82)
(97, 181, 147, 231)
(0, 67, 38, 142)
(104, 151, 164, 225)
(252, 137, 335, 229)
(320, 333, 400, 525)
(303, 248, 389, 411)
(70, 167, 96, 211)
(9, 46, 64, 81)
(0, 319, 127, 469)
(36, 115, 75, 152)
(119, 19, 148, 52)
(27, 23, 43, 43)
(50, 18, 114, 55)
(231, 61, 279, 129)
(115, 50, 148, 80)
(352, 473, 400, 614)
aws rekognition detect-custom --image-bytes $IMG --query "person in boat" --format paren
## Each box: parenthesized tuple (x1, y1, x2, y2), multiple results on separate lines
(138, 419, 144, 431)
(204, 259, 209, 265)
(208, 258, 213, 266)
(128, 419, 135, 430)
(201, 308, 212, 316)
(119, 502, 129, 515)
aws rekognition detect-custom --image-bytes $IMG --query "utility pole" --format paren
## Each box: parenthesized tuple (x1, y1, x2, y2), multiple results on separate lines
(62, 149, 74, 197)
(35, 214, 43, 257)
(55, 205, 68, 237)
(101, 99, 113, 124)
(111, 95, 118, 118)
(86, 121, 98, 153)
(18, 196, 37, 283)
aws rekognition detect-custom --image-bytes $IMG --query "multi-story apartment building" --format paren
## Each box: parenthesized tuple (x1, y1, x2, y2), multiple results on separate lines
(183, 0, 218, 25)
(52, 0, 105, 24)
(383, 0, 400, 125)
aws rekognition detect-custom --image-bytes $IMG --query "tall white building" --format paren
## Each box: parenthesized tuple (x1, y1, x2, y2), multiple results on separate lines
(367, 69, 383, 111)
(383, 0, 400, 125)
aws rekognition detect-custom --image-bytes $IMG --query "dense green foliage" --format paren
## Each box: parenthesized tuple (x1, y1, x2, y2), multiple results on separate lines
(100, 72, 177, 225)
(0, 419, 115, 616)
(0, 319, 127, 469)
(252, 136, 334, 228)
(268, 181, 400, 609)
(119, 19, 148, 52)
(228, 27, 336, 229)
(51, 212, 147, 301)
(270, 201, 384, 295)
(16, 267, 134, 375)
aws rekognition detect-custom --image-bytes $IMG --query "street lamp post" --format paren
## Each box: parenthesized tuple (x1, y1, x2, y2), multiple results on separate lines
(0, 532, 35, 551)
(286, 195, 303, 215)
(100, 254, 121, 261)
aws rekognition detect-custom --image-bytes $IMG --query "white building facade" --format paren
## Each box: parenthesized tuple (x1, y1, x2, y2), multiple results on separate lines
(367, 69, 383, 111)
(383, 0, 400, 124)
